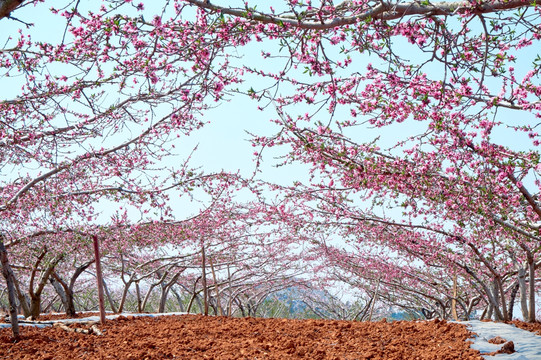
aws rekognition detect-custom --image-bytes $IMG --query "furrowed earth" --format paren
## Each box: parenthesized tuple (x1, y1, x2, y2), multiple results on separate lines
(0, 314, 489, 359)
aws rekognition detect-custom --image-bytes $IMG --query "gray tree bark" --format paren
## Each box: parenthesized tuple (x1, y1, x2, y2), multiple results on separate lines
(0, 0, 24, 20)
(527, 255, 536, 322)
(0, 233, 19, 339)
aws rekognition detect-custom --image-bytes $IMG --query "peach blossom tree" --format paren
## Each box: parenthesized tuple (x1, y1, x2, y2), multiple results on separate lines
(1, 0, 540, 339)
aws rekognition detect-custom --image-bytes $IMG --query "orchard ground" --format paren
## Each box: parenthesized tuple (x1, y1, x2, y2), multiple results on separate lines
(1, 313, 540, 359)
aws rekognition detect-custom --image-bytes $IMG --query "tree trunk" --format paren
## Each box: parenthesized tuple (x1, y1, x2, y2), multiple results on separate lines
(527, 255, 536, 322)
(186, 291, 204, 314)
(158, 273, 181, 313)
(50, 275, 76, 316)
(102, 279, 118, 313)
(186, 292, 196, 314)
(247, 300, 256, 317)
(208, 297, 218, 315)
(480, 304, 489, 320)
(185, 276, 201, 314)
(484, 283, 504, 320)
(237, 298, 245, 317)
(49, 277, 68, 312)
(141, 283, 157, 312)
(465, 296, 480, 321)
(517, 266, 529, 320)
(461, 264, 503, 320)
(117, 276, 135, 313)
(507, 283, 519, 320)
(0, 234, 19, 339)
(489, 280, 502, 321)
(195, 295, 203, 313)
(135, 282, 142, 313)
(486, 304, 494, 320)
(170, 286, 185, 312)
(29, 295, 42, 319)
(50, 259, 94, 316)
(28, 254, 63, 319)
(495, 276, 509, 321)
(158, 287, 169, 313)
(13, 276, 31, 317)
(41, 294, 59, 314)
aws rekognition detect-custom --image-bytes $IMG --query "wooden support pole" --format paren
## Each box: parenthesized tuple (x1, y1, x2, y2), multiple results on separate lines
(93, 235, 106, 324)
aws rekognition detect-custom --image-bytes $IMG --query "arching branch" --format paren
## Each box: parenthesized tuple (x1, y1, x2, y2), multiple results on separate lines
(186, 0, 535, 29)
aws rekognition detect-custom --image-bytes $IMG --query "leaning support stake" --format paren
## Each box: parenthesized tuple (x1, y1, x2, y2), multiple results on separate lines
(93, 235, 106, 324)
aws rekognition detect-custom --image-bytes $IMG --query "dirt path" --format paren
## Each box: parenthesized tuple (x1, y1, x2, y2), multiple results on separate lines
(0, 315, 484, 359)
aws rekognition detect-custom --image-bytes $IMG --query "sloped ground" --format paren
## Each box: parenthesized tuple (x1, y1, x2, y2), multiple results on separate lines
(509, 320, 541, 335)
(0, 314, 482, 359)
(467, 320, 541, 359)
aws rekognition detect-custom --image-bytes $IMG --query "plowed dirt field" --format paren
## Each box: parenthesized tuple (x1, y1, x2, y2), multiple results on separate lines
(0, 314, 488, 359)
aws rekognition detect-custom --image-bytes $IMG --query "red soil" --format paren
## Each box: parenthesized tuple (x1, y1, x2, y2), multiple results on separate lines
(509, 320, 541, 335)
(0, 315, 483, 359)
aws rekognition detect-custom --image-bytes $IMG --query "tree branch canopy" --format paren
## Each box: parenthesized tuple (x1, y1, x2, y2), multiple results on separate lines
(185, 0, 535, 29)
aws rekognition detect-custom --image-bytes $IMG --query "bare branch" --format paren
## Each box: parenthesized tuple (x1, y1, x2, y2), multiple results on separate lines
(185, 0, 535, 29)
